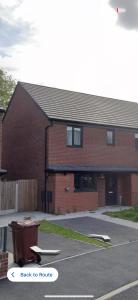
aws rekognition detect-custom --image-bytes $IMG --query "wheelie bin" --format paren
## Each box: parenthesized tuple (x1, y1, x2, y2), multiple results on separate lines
(9, 220, 41, 267)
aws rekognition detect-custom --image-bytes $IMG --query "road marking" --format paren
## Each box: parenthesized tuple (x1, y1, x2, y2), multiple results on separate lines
(44, 295, 94, 298)
(41, 239, 138, 267)
(41, 247, 105, 266)
(96, 280, 138, 300)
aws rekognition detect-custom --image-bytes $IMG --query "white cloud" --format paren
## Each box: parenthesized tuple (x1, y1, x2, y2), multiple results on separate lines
(0, 0, 33, 56)
(109, 0, 138, 30)
(0, 0, 138, 102)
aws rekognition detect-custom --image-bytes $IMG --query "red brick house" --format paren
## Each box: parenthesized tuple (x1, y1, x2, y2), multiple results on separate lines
(2, 82, 138, 213)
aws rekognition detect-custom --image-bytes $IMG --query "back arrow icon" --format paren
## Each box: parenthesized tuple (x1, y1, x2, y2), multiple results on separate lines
(11, 272, 15, 277)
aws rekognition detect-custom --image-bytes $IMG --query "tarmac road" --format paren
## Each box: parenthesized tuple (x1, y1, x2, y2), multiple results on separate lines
(1, 216, 138, 300)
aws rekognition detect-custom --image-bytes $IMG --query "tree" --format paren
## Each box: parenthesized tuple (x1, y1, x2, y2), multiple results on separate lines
(0, 69, 16, 108)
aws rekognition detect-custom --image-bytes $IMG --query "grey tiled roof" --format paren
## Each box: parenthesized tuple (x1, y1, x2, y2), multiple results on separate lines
(19, 81, 138, 129)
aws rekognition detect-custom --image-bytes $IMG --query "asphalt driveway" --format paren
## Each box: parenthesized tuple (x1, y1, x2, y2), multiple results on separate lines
(52, 216, 138, 244)
(1, 216, 138, 299)
(7, 227, 98, 266)
(111, 285, 138, 300)
(1, 239, 138, 299)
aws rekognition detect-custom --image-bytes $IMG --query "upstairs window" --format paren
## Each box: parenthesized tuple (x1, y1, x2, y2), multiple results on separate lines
(67, 126, 82, 147)
(135, 133, 138, 149)
(74, 173, 97, 192)
(107, 130, 115, 145)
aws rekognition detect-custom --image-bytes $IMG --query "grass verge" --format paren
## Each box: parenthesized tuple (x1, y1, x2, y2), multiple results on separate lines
(39, 220, 110, 248)
(104, 206, 138, 222)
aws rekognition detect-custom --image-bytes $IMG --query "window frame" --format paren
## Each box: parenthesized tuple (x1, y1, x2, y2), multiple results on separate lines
(106, 129, 115, 145)
(67, 125, 83, 147)
(74, 173, 97, 192)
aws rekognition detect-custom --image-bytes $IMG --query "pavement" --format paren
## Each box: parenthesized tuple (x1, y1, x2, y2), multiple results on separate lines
(0, 205, 138, 229)
(89, 206, 138, 229)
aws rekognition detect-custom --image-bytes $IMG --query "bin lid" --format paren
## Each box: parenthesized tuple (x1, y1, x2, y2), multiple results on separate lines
(17, 220, 39, 226)
(9, 220, 40, 227)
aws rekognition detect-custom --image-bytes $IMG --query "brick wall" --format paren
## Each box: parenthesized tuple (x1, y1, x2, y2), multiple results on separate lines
(47, 174, 56, 213)
(47, 173, 137, 212)
(48, 123, 138, 167)
(117, 174, 138, 206)
(2, 84, 49, 209)
(0, 252, 8, 279)
(47, 173, 98, 213)
(130, 174, 138, 205)
(117, 175, 131, 205)
(97, 177, 105, 207)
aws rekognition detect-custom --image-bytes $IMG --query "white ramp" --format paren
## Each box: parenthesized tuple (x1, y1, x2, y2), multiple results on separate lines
(30, 246, 61, 255)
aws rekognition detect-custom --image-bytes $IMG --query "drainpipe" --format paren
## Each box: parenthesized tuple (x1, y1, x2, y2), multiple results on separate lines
(44, 120, 53, 213)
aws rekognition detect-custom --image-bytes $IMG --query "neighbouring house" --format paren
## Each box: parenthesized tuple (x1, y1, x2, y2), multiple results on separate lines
(2, 82, 138, 213)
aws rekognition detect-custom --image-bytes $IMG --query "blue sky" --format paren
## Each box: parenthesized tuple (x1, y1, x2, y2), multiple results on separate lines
(0, 0, 138, 103)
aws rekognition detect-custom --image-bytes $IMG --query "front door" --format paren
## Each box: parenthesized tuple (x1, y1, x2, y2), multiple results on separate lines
(105, 175, 117, 205)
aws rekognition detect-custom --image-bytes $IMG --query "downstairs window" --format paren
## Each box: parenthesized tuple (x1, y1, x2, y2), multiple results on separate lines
(74, 173, 97, 192)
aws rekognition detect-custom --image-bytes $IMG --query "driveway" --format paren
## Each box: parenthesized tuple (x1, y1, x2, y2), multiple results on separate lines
(52, 216, 138, 245)
(110, 285, 138, 300)
(7, 228, 98, 266)
(1, 214, 138, 299)
(1, 237, 138, 299)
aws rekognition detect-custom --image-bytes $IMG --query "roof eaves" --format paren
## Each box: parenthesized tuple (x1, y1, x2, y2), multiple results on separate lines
(49, 117, 138, 131)
(47, 164, 138, 173)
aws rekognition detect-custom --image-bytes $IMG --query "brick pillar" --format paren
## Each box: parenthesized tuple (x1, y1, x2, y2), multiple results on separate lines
(117, 175, 122, 205)
(0, 252, 8, 279)
(97, 177, 105, 207)
(130, 174, 138, 205)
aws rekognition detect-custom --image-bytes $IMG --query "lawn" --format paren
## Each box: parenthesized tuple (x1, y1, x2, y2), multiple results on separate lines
(104, 206, 138, 222)
(39, 220, 110, 248)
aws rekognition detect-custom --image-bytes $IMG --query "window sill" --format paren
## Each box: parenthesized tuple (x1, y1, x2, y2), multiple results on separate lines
(67, 145, 82, 148)
(74, 189, 97, 193)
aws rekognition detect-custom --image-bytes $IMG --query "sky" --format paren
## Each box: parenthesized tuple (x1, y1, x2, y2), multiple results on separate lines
(0, 0, 138, 102)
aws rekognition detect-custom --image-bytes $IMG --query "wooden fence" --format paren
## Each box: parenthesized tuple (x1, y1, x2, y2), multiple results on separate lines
(0, 179, 37, 215)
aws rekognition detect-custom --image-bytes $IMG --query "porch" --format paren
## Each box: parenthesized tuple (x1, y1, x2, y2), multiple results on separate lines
(46, 166, 138, 213)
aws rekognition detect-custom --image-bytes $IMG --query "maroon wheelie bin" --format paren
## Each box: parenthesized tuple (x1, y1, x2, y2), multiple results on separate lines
(9, 220, 41, 267)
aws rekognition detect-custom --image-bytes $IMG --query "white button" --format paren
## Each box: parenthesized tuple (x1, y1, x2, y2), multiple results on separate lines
(7, 268, 58, 282)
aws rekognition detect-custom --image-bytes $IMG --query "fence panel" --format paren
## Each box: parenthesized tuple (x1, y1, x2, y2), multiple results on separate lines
(0, 179, 37, 214)
(17, 179, 37, 212)
(1, 181, 16, 210)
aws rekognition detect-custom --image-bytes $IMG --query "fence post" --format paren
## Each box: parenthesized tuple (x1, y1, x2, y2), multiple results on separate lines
(3, 227, 7, 252)
(0, 227, 7, 252)
(15, 182, 18, 212)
